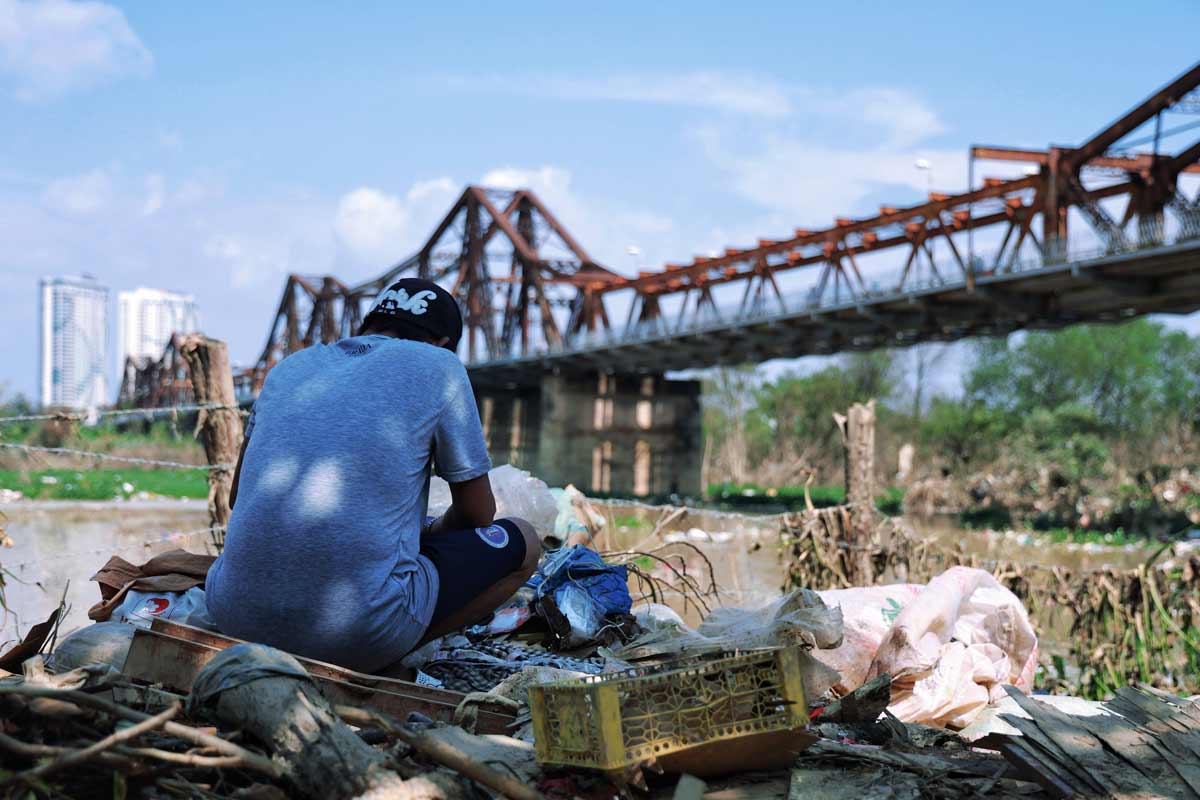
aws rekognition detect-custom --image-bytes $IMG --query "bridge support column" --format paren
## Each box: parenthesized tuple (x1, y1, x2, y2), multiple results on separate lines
(473, 372, 702, 499)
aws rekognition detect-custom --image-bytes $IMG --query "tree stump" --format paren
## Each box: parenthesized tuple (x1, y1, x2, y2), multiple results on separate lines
(179, 335, 242, 535)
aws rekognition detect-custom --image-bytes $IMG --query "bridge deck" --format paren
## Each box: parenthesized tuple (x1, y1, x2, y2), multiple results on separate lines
(468, 238, 1200, 386)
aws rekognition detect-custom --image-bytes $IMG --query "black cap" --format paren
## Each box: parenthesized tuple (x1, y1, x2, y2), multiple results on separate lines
(361, 278, 464, 350)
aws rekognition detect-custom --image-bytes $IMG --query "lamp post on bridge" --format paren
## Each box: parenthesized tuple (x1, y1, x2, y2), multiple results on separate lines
(914, 158, 934, 194)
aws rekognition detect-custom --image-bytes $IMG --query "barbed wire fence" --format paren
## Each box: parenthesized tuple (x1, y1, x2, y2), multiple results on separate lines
(0, 401, 242, 479)
(0, 402, 249, 427)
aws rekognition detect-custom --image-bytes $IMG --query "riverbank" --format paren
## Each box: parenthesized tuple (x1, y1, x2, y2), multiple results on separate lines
(0, 468, 208, 501)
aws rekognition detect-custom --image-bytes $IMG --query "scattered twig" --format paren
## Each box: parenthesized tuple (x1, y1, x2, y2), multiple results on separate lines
(0, 685, 279, 777)
(6, 701, 180, 786)
(0, 730, 137, 771)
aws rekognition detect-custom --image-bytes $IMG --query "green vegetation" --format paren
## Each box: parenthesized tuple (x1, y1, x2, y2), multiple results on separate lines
(706, 482, 905, 515)
(703, 319, 1200, 534)
(0, 391, 207, 504)
(0, 469, 207, 501)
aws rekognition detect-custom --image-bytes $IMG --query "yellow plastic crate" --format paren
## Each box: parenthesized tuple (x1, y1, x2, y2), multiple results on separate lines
(527, 646, 809, 774)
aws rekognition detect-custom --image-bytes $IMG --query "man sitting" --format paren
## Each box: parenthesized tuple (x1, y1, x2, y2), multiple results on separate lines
(205, 278, 541, 672)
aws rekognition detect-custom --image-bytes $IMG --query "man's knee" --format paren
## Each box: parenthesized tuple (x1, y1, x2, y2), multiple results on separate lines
(503, 517, 541, 574)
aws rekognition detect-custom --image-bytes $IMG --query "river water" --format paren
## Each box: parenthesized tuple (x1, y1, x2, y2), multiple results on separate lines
(0, 499, 1160, 649)
(1, 501, 213, 645)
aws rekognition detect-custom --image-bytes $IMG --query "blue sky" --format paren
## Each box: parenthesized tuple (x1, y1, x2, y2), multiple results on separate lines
(2, 0, 1199, 400)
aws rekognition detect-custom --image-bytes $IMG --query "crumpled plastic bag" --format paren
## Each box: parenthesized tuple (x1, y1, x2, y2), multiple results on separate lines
(617, 590, 846, 701)
(815, 566, 1038, 729)
(697, 589, 844, 650)
(112, 586, 217, 631)
(47, 621, 137, 673)
(427, 464, 558, 537)
(813, 583, 924, 692)
(619, 589, 843, 658)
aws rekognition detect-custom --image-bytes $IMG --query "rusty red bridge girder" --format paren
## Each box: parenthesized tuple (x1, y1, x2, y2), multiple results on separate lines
(120, 62, 1200, 406)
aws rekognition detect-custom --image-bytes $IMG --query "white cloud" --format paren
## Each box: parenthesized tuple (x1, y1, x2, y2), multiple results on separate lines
(476, 164, 684, 273)
(332, 178, 461, 265)
(687, 85, 960, 225)
(0, 0, 152, 100)
(333, 187, 409, 260)
(481, 165, 573, 203)
(821, 87, 947, 148)
(41, 167, 112, 215)
(696, 126, 965, 224)
(450, 70, 793, 117)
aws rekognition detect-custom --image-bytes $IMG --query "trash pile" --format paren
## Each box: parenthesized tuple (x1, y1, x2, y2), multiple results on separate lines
(2, 466, 1196, 798)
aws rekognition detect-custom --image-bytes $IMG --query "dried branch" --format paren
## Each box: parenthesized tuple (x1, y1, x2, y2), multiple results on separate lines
(5, 701, 180, 787)
(0, 685, 279, 777)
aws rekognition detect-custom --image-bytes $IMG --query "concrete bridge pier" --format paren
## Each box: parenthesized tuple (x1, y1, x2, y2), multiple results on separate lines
(474, 371, 702, 498)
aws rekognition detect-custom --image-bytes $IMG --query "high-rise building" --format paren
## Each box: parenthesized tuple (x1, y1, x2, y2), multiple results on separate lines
(117, 287, 200, 363)
(39, 275, 109, 410)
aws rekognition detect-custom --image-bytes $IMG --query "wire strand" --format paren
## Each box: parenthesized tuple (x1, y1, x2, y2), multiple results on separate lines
(0, 442, 232, 472)
(0, 403, 248, 427)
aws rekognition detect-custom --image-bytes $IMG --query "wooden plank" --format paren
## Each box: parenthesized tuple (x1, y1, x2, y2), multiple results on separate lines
(124, 627, 515, 735)
(998, 713, 1099, 791)
(151, 619, 474, 710)
(1003, 690, 1190, 800)
(999, 740, 1079, 799)
(1002, 688, 1147, 797)
(1067, 712, 1181, 789)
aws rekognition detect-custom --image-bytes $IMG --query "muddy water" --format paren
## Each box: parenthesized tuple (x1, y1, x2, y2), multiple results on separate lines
(588, 501, 1161, 631)
(0, 499, 1159, 651)
(910, 516, 1162, 573)
(1, 501, 213, 645)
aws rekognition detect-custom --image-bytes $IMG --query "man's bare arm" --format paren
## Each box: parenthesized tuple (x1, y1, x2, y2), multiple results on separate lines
(424, 473, 495, 535)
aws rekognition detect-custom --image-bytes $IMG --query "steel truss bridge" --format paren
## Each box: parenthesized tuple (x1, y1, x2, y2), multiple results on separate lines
(120, 62, 1200, 406)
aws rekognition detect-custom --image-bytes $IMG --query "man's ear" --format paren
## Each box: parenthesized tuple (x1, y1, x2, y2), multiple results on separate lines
(435, 336, 452, 349)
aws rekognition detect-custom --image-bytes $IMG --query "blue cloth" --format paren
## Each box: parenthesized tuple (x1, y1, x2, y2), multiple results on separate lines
(533, 545, 632, 617)
(205, 335, 492, 673)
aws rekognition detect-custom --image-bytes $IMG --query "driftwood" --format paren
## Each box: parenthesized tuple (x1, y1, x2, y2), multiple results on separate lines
(191, 645, 454, 800)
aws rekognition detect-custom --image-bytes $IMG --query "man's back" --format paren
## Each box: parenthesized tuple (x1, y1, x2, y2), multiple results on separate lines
(205, 334, 491, 671)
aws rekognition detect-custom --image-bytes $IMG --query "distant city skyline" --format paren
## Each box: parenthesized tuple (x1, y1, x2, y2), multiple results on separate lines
(39, 274, 108, 410)
(35, 276, 201, 409)
(118, 286, 200, 365)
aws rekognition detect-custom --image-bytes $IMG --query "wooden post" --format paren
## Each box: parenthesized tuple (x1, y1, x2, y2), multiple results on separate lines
(179, 335, 242, 538)
(835, 400, 876, 584)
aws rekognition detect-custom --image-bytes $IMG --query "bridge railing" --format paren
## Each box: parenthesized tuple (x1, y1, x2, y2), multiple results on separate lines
(470, 211, 1200, 365)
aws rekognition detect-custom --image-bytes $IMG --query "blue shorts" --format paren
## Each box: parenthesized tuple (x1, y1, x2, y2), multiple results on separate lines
(419, 518, 527, 627)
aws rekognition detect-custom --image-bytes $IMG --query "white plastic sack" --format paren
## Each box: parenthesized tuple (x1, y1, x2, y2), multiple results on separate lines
(112, 586, 217, 631)
(427, 464, 558, 537)
(816, 567, 1038, 729)
(813, 583, 924, 693)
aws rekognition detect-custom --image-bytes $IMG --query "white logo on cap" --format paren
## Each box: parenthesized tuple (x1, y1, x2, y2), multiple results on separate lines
(372, 288, 438, 316)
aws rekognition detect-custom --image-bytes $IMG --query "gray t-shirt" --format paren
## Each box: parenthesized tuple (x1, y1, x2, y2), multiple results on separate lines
(205, 335, 491, 672)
